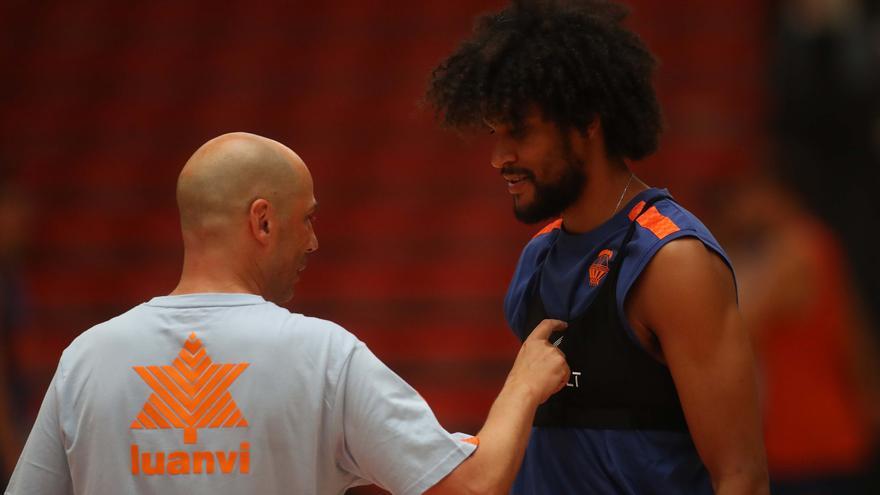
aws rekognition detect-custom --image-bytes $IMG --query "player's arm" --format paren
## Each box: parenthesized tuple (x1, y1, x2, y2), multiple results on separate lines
(425, 319, 569, 495)
(627, 238, 769, 495)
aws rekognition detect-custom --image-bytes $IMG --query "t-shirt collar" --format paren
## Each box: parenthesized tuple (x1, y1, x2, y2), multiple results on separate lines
(145, 293, 267, 308)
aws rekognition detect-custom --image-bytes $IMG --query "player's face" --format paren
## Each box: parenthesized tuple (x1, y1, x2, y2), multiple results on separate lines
(487, 112, 586, 224)
(272, 174, 319, 303)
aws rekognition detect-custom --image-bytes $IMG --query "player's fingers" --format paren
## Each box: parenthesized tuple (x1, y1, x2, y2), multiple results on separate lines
(527, 319, 568, 342)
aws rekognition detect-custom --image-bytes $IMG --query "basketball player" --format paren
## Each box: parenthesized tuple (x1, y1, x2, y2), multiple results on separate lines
(426, 1, 769, 493)
(5, 132, 569, 494)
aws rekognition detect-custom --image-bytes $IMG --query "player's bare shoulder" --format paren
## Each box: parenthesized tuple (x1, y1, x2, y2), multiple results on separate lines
(647, 236, 732, 291)
(628, 237, 737, 342)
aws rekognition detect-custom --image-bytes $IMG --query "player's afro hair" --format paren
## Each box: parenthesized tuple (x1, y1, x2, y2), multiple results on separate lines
(426, 0, 662, 160)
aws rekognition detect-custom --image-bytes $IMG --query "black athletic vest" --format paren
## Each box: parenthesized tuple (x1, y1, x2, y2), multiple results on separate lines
(523, 195, 688, 430)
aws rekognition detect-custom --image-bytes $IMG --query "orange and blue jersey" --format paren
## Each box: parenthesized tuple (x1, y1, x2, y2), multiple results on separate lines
(504, 188, 733, 494)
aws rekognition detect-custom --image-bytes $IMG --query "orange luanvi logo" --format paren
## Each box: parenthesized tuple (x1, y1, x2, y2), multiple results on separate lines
(131, 333, 249, 444)
(589, 249, 614, 287)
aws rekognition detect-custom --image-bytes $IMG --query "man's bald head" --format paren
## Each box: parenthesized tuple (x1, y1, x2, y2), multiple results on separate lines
(172, 132, 319, 304)
(177, 132, 309, 237)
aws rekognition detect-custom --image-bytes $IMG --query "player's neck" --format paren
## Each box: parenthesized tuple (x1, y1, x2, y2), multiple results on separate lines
(171, 249, 262, 297)
(560, 162, 647, 234)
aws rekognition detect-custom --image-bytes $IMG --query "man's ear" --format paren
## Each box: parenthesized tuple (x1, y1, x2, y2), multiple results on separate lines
(249, 198, 272, 245)
(569, 117, 602, 156)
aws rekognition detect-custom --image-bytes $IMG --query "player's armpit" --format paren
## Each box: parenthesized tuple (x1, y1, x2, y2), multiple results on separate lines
(627, 238, 770, 495)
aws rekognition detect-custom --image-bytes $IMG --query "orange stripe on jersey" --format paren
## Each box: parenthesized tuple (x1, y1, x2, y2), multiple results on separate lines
(532, 219, 563, 239)
(628, 201, 646, 220)
(462, 436, 480, 446)
(635, 206, 680, 239)
(629, 200, 680, 239)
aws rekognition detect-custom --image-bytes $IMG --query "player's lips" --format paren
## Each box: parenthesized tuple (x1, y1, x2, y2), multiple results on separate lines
(502, 173, 531, 194)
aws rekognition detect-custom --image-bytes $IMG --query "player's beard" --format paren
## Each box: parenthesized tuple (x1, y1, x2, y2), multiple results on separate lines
(513, 144, 586, 224)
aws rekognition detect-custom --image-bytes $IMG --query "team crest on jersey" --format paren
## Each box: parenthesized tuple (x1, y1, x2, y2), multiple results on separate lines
(129, 333, 251, 476)
(588, 249, 614, 287)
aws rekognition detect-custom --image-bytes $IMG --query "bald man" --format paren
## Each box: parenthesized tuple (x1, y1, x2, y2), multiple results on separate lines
(5, 133, 569, 495)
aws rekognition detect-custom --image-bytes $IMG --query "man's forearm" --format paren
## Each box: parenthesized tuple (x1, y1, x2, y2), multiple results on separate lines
(465, 380, 541, 493)
(426, 319, 568, 495)
(424, 381, 540, 495)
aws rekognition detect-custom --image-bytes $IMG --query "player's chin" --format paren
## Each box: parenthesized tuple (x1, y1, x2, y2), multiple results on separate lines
(513, 200, 554, 225)
(513, 192, 535, 211)
(513, 196, 538, 216)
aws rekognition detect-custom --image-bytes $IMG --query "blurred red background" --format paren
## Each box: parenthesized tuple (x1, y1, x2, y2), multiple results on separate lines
(0, 0, 766, 423)
(0, 0, 787, 492)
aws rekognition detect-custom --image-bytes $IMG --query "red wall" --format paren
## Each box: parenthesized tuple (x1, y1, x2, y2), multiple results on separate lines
(0, 0, 766, 457)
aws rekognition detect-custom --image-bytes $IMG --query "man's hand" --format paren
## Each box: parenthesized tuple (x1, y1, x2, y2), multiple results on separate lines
(426, 319, 569, 495)
(507, 319, 570, 405)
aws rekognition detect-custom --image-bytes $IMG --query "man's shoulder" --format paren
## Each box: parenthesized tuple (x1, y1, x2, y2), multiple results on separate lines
(519, 219, 562, 256)
(648, 237, 727, 273)
(629, 237, 736, 319)
(283, 312, 360, 344)
(60, 302, 363, 369)
(617, 196, 733, 302)
(54, 303, 153, 380)
(64, 303, 151, 351)
(625, 196, 728, 267)
(530, 219, 563, 240)
(629, 197, 712, 242)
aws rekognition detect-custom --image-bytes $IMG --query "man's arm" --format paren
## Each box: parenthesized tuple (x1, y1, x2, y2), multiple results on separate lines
(425, 319, 569, 495)
(339, 318, 568, 495)
(627, 238, 769, 495)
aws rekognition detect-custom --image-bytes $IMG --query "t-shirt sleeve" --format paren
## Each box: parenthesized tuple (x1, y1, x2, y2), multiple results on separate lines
(5, 367, 72, 495)
(335, 343, 477, 495)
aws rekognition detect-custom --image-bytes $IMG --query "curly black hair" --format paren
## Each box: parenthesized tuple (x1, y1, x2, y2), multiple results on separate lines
(426, 0, 661, 161)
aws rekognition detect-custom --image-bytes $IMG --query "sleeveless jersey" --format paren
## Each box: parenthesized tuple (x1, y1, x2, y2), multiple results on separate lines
(505, 188, 733, 494)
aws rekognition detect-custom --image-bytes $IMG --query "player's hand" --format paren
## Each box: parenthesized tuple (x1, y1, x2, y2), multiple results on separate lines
(506, 319, 570, 405)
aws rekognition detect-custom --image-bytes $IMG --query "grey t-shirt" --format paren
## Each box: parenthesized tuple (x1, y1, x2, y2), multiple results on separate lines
(6, 293, 476, 494)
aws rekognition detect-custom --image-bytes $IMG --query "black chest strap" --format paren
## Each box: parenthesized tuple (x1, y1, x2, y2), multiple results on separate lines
(525, 194, 688, 431)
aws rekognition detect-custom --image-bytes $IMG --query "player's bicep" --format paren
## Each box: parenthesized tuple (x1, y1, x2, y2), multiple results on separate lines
(634, 239, 765, 479)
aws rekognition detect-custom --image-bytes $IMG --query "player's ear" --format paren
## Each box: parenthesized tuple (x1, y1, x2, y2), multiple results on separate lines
(249, 198, 272, 245)
(569, 117, 601, 157)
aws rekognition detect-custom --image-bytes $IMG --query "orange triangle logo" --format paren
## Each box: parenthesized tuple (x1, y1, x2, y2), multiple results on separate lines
(130, 333, 249, 444)
(588, 249, 614, 287)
